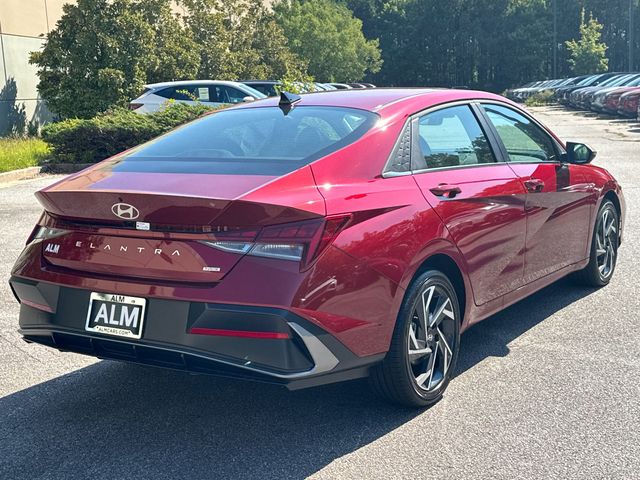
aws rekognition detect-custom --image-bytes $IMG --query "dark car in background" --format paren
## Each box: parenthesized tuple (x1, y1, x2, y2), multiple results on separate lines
(239, 80, 281, 97)
(556, 73, 621, 104)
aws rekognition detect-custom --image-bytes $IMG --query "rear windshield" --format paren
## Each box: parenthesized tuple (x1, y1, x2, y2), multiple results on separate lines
(113, 106, 378, 176)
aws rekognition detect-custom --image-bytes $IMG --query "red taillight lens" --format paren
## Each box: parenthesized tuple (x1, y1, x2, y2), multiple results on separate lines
(256, 215, 351, 267)
(200, 216, 350, 268)
(129, 103, 144, 110)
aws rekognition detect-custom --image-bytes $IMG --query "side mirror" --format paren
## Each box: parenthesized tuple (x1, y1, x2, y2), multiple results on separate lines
(565, 142, 596, 164)
(242, 96, 255, 102)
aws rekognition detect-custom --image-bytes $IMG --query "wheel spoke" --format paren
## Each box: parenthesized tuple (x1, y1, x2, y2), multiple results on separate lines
(437, 326, 453, 356)
(417, 286, 435, 336)
(426, 344, 438, 388)
(409, 347, 432, 362)
(430, 296, 453, 328)
(408, 324, 420, 350)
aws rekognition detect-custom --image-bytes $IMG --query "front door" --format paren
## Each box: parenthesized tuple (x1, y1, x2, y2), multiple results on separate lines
(479, 103, 593, 283)
(410, 104, 527, 305)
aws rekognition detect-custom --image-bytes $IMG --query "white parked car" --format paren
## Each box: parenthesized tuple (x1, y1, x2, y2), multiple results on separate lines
(129, 80, 267, 114)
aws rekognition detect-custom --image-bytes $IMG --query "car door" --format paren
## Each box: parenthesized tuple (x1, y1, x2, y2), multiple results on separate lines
(479, 103, 593, 283)
(410, 104, 527, 305)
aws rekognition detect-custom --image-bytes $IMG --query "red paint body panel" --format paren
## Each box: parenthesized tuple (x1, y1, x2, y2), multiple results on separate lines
(507, 163, 594, 282)
(11, 89, 626, 363)
(413, 165, 527, 305)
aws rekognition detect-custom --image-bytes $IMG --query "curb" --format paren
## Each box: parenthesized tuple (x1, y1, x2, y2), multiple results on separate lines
(0, 166, 42, 184)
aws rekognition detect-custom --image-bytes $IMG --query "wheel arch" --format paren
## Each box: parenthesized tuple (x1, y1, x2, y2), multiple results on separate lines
(603, 189, 621, 216)
(602, 188, 623, 245)
(411, 253, 468, 329)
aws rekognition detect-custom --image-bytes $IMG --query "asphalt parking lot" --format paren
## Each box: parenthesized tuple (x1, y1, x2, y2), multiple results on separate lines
(1, 106, 639, 479)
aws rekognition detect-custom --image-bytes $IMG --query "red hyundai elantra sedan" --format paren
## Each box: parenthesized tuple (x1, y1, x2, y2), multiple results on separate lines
(10, 89, 625, 407)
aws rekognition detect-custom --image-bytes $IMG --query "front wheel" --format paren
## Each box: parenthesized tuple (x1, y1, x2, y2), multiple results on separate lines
(574, 200, 619, 287)
(370, 270, 461, 407)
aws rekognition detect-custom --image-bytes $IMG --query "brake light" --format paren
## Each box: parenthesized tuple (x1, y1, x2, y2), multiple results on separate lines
(129, 103, 144, 110)
(201, 216, 350, 268)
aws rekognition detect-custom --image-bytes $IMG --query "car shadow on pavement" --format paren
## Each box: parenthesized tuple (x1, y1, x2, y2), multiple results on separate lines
(456, 277, 596, 376)
(0, 356, 419, 479)
(0, 278, 596, 480)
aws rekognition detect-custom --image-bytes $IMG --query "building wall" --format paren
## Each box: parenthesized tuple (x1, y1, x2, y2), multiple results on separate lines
(0, 0, 75, 135)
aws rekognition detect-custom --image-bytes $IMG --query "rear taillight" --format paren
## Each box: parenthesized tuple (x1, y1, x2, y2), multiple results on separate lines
(28, 226, 68, 244)
(129, 103, 144, 110)
(201, 216, 350, 268)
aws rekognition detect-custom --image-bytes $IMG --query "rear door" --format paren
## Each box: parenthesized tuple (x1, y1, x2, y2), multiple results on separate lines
(478, 103, 593, 283)
(409, 103, 527, 305)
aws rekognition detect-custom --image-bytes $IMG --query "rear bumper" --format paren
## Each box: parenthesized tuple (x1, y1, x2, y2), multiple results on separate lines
(10, 277, 383, 390)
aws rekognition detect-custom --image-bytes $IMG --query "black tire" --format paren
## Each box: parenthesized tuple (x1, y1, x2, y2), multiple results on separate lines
(370, 270, 461, 407)
(574, 200, 619, 287)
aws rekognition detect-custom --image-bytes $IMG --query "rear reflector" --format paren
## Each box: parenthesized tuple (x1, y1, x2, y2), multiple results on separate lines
(189, 327, 290, 340)
(21, 298, 55, 313)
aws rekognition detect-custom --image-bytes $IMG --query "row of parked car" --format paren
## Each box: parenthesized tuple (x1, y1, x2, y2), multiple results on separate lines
(129, 79, 376, 114)
(507, 73, 640, 119)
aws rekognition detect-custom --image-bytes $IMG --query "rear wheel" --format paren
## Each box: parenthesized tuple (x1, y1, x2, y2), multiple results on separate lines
(370, 270, 461, 407)
(574, 200, 619, 287)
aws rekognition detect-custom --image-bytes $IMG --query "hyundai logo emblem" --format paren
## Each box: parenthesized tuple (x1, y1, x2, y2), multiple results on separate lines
(111, 203, 140, 220)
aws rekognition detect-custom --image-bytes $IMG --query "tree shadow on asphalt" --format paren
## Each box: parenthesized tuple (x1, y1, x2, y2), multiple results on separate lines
(0, 278, 596, 479)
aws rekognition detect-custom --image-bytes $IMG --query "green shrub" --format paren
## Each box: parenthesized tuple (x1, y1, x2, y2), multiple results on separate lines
(524, 90, 555, 107)
(41, 103, 217, 164)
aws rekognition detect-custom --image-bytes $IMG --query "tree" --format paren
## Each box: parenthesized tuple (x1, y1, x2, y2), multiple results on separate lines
(273, 0, 382, 82)
(30, 0, 200, 118)
(180, 0, 308, 81)
(565, 9, 609, 74)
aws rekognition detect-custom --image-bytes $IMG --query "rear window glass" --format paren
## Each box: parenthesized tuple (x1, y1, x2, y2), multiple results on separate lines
(113, 106, 378, 175)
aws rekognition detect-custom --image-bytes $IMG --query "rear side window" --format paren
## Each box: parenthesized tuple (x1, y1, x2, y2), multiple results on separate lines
(213, 85, 250, 104)
(156, 85, 211, 102)
(114, 106, 378, 175)
(414, 105, 495, 170)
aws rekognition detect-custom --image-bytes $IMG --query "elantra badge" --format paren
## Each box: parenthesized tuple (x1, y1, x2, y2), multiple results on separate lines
(111, 203, 140, 220)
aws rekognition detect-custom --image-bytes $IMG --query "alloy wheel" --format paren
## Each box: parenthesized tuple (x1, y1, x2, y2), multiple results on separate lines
(596, 208, 617, 279)
(407, 284, 456, 392)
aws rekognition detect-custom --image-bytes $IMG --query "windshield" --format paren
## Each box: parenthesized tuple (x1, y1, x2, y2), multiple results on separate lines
(241, 85, 268, 99)
(600, 75, 633, 87)
(113, 106, 379, 176)
(577, 75, 602, 86)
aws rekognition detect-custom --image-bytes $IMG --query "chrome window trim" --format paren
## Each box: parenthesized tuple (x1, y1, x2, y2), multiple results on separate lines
(380, 97, 568, 179)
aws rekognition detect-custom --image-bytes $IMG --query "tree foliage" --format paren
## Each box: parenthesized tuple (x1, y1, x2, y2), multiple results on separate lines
(566, 10, 609, 75)
(179, 0, 308, 81)
(347, 0, 638, 90)
(273, 0, 382, 82)
(30, 0, 200, 119)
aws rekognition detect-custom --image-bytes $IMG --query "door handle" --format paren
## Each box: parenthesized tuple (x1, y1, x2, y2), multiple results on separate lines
(429, 184, 462, 198)
(524, 178, 545, 193)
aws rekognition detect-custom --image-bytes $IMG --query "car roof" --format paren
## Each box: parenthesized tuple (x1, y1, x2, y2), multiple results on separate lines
(231, 88, 512, 115)
(144, 80, 248, 89)
(239, 80, 279, 84)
